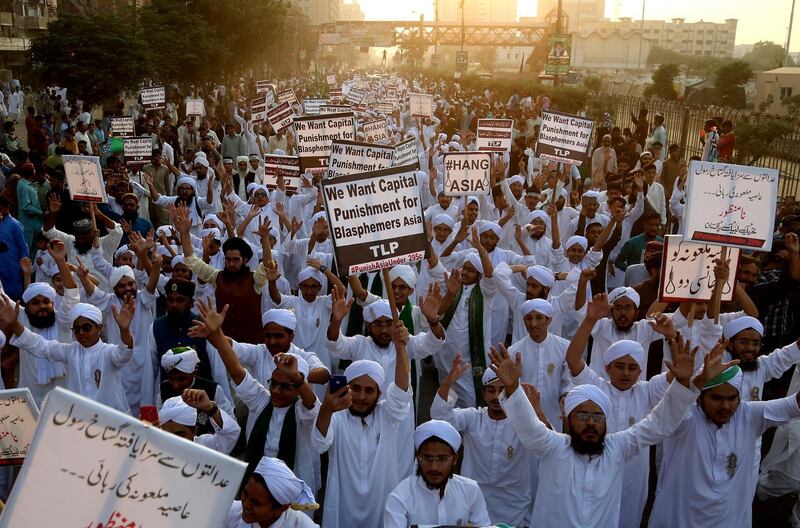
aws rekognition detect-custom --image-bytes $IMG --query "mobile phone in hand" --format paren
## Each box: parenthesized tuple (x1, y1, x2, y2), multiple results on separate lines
(140, 405, 159, 423)
(329, 375, 348, 394)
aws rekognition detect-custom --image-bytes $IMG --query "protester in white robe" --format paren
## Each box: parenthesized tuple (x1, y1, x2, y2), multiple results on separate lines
(159, 391, 240, 455)
(383, 420, 491, 528)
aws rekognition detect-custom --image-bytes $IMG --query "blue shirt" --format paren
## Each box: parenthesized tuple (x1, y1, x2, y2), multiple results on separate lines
(0, 214, 29, 300)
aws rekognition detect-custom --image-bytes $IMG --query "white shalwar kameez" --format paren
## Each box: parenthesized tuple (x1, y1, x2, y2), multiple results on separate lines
(590, 318, 659, 379)
(225, 502, 318, 528)
(383, 474, 491, 528)
(232, 341, 328, 387)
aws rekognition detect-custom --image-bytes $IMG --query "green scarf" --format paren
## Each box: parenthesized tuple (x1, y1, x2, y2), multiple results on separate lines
(441, 283, 485, 406)
(240, 400, 298, 494)
(399, 301, 418, 405)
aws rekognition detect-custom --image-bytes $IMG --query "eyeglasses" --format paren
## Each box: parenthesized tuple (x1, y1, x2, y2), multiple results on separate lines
(72, 322, 95, 334)
(225, 256, 243, 263)
(574, 412, 606, 423)
(734, 338, 762, 348)
(417, 454, 455, 465)
(268, 379, 302, 391)
(369, 320, 393, 329)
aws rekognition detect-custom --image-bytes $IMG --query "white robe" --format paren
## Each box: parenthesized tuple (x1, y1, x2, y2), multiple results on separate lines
(383, 475, 491, 528)
(193, 408, 241, 455)
(590, 318, 659, 380)
(233, 341, 329, 388)
(278, 294, 333, 372)
(225, 501, 318, 528)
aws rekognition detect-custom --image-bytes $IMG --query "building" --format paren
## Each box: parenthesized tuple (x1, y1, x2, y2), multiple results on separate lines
(536, 0, 605, 31)
(339, 0, 363, 21)
(756, 67, 800, 115)
(572, 30, 651, 71)
(295, 0, 341, 25)
(0, 0, 57, 80)
(437, 0, 517, 25)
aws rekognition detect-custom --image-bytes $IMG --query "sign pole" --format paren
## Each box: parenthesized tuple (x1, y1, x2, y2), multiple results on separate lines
(712, 246, 728, 325)
(383, 268, 400, 321)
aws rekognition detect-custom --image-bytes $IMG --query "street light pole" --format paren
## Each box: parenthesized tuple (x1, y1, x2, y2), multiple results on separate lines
(787, 0, 797, 66)
(637, 0, 646, 70)
(460, 0, 465, 51)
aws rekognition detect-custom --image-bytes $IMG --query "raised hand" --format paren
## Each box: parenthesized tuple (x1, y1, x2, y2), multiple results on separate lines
(785, 233, 799, 255)
(580, 267, 597, 282)
(192, 297, 229, 335)
(0, 292, 21, 332)
(453, 221, 469, 243)
(467, 226, 484, 252)
(47, 193, 61, 214)
(391, 319, 410, 346)
(172, 203, 192, 235)
(586, 293, 611, 321)
(19, 257, 32, 276)
(253, 217, 272, 240)
(74, 256, 91, 281)
(419, 282, 443, 322)
(694, 337, 738, 388)
(47, 239, 68, 261)
(312, 216, 326, 237)
(330, 284, 354, 321)
(321, 384, 351, 414)
(111, 294, 136, 331)
(290, 217, 303, 239)
(488, 343, 522, 391)
(521, 383, 545, 416)
(663, 335, 700, 386)
(264, 259, 281, 282)
(712, 257, 731, 284)
(442, 353, 470, 390)
(182, 388, 213, 411)
(648, 312, 677, 339)
(274, 353, 303, 382)
(150, 252, 163, 272)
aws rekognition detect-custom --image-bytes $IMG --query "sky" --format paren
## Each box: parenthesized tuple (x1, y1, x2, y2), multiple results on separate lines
(356, 0, 800, 51)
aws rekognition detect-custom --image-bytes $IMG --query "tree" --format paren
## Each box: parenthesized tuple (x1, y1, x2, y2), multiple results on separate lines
(782, 94, 800, 120)
(742, 41, 793, 71)
(733, 116, 794, 165)
(475, 47, 497, 72)
(583, 76, 603, 92)
(712, 61, 752, 109)
(643, 63, 679, 100)
(29, 12, 152, 107)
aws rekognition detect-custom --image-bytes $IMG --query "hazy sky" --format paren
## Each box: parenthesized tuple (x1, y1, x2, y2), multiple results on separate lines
(356, 0, 800, 51)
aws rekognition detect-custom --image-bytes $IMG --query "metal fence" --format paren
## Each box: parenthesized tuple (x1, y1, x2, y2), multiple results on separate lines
(586, 92, 800, 198)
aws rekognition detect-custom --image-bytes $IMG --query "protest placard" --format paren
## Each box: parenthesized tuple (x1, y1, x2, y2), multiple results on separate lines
(255, 80, 271, 94)
(345, 87, 366, 106)
(658, 235, 741, 303)
(326, 140, 395, 179)
(375, 102, 395, 115)
(321, 104, 353, 114)
(408, 93, 433, 119)
(1, 388, 245, 527)
(303, 99, 326, 116)
(251, 95, 268, 124)
(294, 112, 356, 172)
(109, 117, 135, 138)
(63, 155, 106, 203)
(392, 137, 419, 170)
(326, 74, 336, 86)
(140, 86, 165, 111)
(535, 110, 594, 165)
(266, 101, 295, 134)
(362, 119, 390, 144)
(264, 154, 302, 192)
(682, 161, 780, 251)
(442, 152, 492, 196)
(329, 88, 343, 101)
(124, 137, 153, 168)
(477, 118, 514, 152)
(322, 164, 427, 275)
(0, 388, 38, 466)
(545, 34, 572, 76)
(185, 98, 205, 116)
(277, 88, 300, 107)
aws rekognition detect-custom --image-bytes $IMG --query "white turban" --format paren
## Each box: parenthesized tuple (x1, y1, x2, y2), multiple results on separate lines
(246, 182, 261, 195)
(159, 396, 198, 427)
(482, 368, 500, 385)
(345, 359, 385, 392)
(604, 340, 645, 368)
(114, 245, 134, 260)
(522, 298, 553, 318)
(110, 265, 136, 287)
(723, 316, 764, 339)
(297, 267, 326, 290)
(527, 265, 555, 288)
(565, 384, 611, 418)
(702, 365, 743, 392)
(566, 235, 588, 250)
(194, 157, 209, 168)
(389, 265, 416, 289)
(478, 221, 502, 238)
(161, 346, 200, 374)
(527, 210, 549, 224)
(176, 176, 197, 189)
(203, 214, 224, 231)
(448, 141, 464, 152)
(236, 155, 249, 164)
(273, 149, 286, 156)
(171, 255, 186, 268)
(156, 225, 175, 238)
(608, 286, 640, 308)
(582, 190, 601, 200)
(254, 457, 315, 506)
(506, 175, 524, 187)
(465, 196, 480, 209)
(262, 308, 297, 331)
(22, 282, 56, 303)
(272, 353, 310, 379)
(69, 303, 102, 325)
(195, 151, 207, 160)
(156, 244, 175, 257)
(464, 252, 484, 275)
(364, 300, 392, 323)
(432, 214, 454, 229)
(311, 211, 327, 225)
(414, 420, 461, 452)
(200, 227, 222, 241)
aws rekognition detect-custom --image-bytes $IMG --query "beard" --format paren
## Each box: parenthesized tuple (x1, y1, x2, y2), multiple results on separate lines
(348, 401, 378, 418)
(415, 466, 453, 490)
(735, 356, 759, 372)
(570, 430, 605, 456)
(166, 309, 189, 324)
(28, 310, 56, 329)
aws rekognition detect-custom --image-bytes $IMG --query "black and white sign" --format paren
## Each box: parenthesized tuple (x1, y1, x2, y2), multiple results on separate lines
(303, 99, 326, 116)
(327, 74, 336, 86)
(0, 388, 37, 466)
(329, 88, 343, 101)
(255, 80, 271, 94)
(185, 98, 205, 116)
(375, 102, 395, 114)
(392, 138, 419, 170)
(408, 93, 433, 119)
(346, 87, 366, 106)
(535, 110, 594, 165)
(294, 112, 357, 172)
(321, 104, 353, 114)
(140, 86, 165, 111)
(277, 88, 300, 107)
(362, 119, 390, 144)
(659, 235, 740, 303)
(443, 152, 492, 196)
(322, 164, 427, 275)
(326, 140, 395, 179)
(251, 95, 268, 124)
(109, 117, 135, 138)
(477, 118, 514, 152)
(266, 101, 295, 134)
(64, 156, 106, 203)
(264, 154, 302, 191)
(123, 137, 153, 167)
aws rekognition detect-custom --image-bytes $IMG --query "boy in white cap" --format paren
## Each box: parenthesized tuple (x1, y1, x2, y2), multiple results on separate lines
(383, 419, 491, 528)
(159, 389, 240, 455)
(145, 172, 214, 237)
(561, 190, 609, 245)
(158, 345, 233, 419)
(0, 296, 136, 413)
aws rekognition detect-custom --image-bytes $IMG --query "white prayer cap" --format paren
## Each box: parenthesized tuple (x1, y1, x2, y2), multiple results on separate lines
(437, 132, 447, 142)
(262, 308, 297, 331)
(345, 359, 385, 392)
(389, 265, 416, 289)
(448, 141, 464, 152)
(246, 182, 260, 195)
(236, 155, 249, 164)
(22, 282, 56, 303)
(565, 384, 611, 418)
(527, 210, 548, 224)
(254, 457, 316, 506)
(522, 298, 553, 318)
(195, 151, 207, 160)
(249, 154, 260, 161)
(194, 157, 209, 168)
(176, 176, 197, 189)
(640, 151, 652, 159)
(478, 221, 502, 238)
(723, 316, 764, 339)
(114, 245, 134, 260)
(273, 149, 286, 156)
(582, 190, 601, 200)
(604, 340, 645, 368)
(432, 214, 454, 228)
(272, 353, 310, 379)
(565, 235, 588, 250)
(451, 134, 461, 143)
(527, 265, 555, 288)
(414, 419, 461, 452)
(161, 346, 200, 374)
(507, 175, 524, 186)
(364, 300, 392, 323)
(298, 266, 326, 288)
(702, 365, 743, 393)
(203, 214, 224, 230)
(311, 211, 327, 225)
(110, 265, 136, 287)
(463, 252, 484, 275)
(482, 368, 500, 386)
(608, 286, 640, 308)
(465, 196, 480, 208)
(156, 225, 175, 238)
(159, 396, 197, 427)
(69, 303, 102, 325)
(156, 244, 176, 257)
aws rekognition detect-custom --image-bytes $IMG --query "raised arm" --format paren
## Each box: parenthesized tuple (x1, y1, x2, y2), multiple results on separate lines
(327, 284, 354, 342)
(468, 227, 493, 278)
(190, 298, 246, 385)
(567, 294, 609, 376)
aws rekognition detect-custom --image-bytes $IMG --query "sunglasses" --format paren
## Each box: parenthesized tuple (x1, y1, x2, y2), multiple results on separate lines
(72, 322, 96, 334)
(268, 379, 302, 392)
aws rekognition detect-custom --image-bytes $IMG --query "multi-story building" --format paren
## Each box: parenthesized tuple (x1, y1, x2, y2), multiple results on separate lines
(295, 0, 341, 25)
(339, 0, 363, 22)
(436, 0, 517, 25)
(536, 0, 605, 31)
(0, 0, 57, 80)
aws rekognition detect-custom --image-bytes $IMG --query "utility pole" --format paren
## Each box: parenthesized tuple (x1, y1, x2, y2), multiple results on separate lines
(637, 0, 646, 70)
(460, 0, 465, 51)
(434, 0, 439, 57)
(787, 0, 797, 66)
(554, 0, 563, 86)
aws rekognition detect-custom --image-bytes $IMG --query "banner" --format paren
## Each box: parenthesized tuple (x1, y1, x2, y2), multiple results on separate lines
(264, 154, 302, 192)
(326, 74, 336, 86)
(322, 165, 427, 275)
(294, 112, 357, 172)
(123, 137, 153, 168)
(140, 86, 165, 111)
(362, 119, 390, 144)
(545, 34, 572, 76)
(443, 152, 491, 196)
(1, 388, 245, 527)
(329, 88, 343, 102)
(375, 102, 395, 115)
(64, 155, 107, 203)
(682, 161, 779, 251)
(477, 118, 514, 152)
(266, 101, 295, 134)
(456, 50, 468, 72)
(345, 87, 366, 106)
(251, 95, 268, 124)
(255, 80, 271, 94)
(658, 235, 741, 303)
(321, 104, 353, 114)
(0, 388, 38, 466)
(326, 140, 395, 179)
(392, 138, 419, 170)
(109, 117, 135, 138)
(535, 110, 593, 166)
(185, 98, 205, 116)
(408, 93, 433, 119)
(303, 99, 326, 116)
(277, 88, 300, 107)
